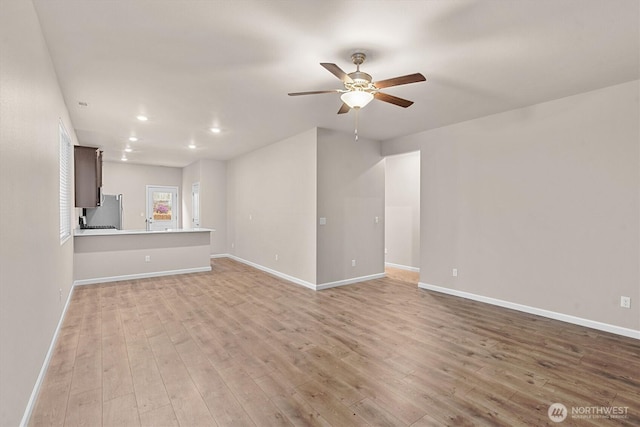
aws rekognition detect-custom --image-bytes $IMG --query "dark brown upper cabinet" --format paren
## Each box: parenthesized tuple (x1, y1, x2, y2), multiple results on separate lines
(74, 145, 103, 207)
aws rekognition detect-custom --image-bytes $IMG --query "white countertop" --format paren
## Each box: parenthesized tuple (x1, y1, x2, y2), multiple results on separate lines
(74, 228, 214, 237)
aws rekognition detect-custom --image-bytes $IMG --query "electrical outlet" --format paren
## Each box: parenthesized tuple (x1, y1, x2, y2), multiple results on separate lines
(620, 296, 631, 309)
(145, 255, 151, 262)
(452, 268, 458, 277)
(352, 259, 356, 267)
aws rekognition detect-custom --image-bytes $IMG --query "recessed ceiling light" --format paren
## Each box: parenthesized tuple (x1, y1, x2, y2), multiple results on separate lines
(136, 115, 148, 121)
(129, 136, 138, 142)
(121, 156, 128, 161)
(188, 143, 196, 149)
(210, 127, 221, 134)
(124, 147, 133, 153)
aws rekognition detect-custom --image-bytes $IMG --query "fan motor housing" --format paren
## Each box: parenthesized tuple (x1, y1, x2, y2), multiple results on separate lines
(346, 71, 374, 92)
(349, 71, 372, 83)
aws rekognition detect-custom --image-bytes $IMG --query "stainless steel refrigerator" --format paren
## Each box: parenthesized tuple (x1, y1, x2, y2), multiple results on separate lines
(84, 194, 123, 229)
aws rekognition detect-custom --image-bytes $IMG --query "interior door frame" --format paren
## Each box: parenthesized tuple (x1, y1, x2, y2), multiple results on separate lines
(191, 182, 200, 228)
(146, 185, 179, 231)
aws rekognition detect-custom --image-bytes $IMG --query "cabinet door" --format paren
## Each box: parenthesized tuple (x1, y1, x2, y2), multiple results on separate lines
(96, 150, 103, 187)
(74, 146, 100, 207)
(96, 150, 103, 205)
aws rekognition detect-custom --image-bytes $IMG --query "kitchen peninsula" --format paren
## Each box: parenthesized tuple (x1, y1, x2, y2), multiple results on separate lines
(74, 228, 212, 285)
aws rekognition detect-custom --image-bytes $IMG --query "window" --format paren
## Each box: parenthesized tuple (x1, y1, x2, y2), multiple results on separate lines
(59, 121, 71, 243)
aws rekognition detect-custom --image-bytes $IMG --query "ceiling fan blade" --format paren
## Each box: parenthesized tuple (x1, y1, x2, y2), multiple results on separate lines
(288, 90, 341, 96)
(337, 103, 350, 114)
(373, 73, 426, 89)
(321, 63, 354, 83)
(374, 92, 414, 108)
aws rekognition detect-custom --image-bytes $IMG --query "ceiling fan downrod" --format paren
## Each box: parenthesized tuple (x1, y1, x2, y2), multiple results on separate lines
(351, 52, 366, 71)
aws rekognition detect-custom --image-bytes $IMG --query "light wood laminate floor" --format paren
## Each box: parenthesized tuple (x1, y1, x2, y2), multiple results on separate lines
(30, 258, 640, 426)
(384, 267, 419, 284)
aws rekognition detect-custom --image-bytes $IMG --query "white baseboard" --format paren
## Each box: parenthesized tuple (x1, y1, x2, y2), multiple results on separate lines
(418, 282, 640, 340)
(385, 262, 420, 272)
(226, 255, 317, 290)
(210, 253, 231, 259)
(316, 273, 386, 290)
(73, 266, 212, 286)
(224, 255, 384, 291)
(20, 284, 75, 427)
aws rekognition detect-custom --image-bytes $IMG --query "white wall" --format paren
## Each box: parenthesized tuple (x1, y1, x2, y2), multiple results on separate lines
(181, 159, 227, 255)
(385, 151, 420, 270)
(227, 129, 317, 285)
(382, 80, 640, 332)
(102, 161, 182, 230)
(0, 1, 76, 425)
(316, 128, 385, 285)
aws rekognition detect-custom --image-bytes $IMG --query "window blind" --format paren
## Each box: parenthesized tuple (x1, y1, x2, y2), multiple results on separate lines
(59, 121, 71, 243)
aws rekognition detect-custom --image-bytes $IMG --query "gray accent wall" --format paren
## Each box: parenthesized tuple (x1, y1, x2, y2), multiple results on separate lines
(382, 80, 640, 331)
(316, 128, 385, 285)
(0, 2, 76, 425)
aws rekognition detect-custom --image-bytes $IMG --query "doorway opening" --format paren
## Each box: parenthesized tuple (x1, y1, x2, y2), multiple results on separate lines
(384, 151, 420, 284)
(191, 182, 200, 228)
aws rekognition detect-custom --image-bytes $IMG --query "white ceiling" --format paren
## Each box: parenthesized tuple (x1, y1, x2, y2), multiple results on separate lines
(33, 0, 639, 167)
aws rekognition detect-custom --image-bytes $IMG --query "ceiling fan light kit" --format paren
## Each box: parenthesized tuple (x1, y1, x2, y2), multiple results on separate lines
(340, 90, 374, 109)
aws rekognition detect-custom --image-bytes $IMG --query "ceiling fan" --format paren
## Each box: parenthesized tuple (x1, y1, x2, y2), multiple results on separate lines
(288, 52, 426, 114)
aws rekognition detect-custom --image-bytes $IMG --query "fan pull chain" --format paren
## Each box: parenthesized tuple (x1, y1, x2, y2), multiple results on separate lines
(354, 108, 359, 141)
